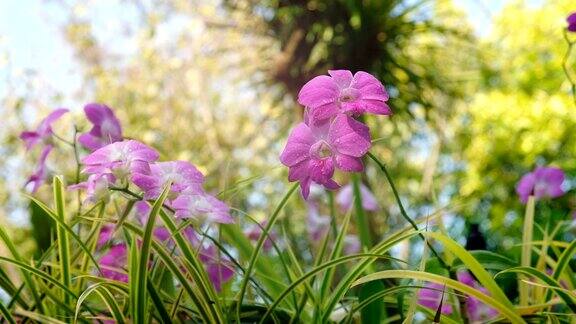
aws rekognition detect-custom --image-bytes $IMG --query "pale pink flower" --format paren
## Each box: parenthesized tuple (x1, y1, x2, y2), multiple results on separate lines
(132, 161, 204, 200)
(172, 191, 234, 224)
(20, 108, 68, 151)
(336, 183, 378, 211)
(81, 140, 159, 182)
(78, 103, 123, 151)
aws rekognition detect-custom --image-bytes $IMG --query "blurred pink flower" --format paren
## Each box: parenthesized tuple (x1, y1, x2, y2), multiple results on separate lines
(307, 203, 330, 241)
(280, 114, 371, 199)
(343, 235, 361, 255)
(132, 161, 204, 200)
(69, 173, 114, 205)
(20, 108, 68, 151)
(96, 224, 115, 249)
(457, 271, 498, 322)
(82, 140, 159, 182)
(100, 244, 128, 282)
(417, 282, 452, 315)
(516, 166, 565, 204)
(198, 245, 235, 292)
(244, 221, 276, 251)
(336, 183, 378, 212)
(25, 145, 52, 192)
(134, 201, 172, 242)
(172, 191, 234, 224)
(78, 103, 123, 151)
(567, 12, 576, 32)
(298, 70, 390, 125)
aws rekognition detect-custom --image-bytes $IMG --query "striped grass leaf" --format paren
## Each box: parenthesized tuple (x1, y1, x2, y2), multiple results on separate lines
(520, 195, 535, 306)
(259, 253, 405, 323)
(133, 184, 170, 324)
(235, 182, 299, 322)
(0, 225, 40, 312)
(497, 266, 576, 313)
(157, 208, 224, 323)
(425, 231, 514, 308)
(352, 270, 524, 323)
(53, 176, 72, 309)
(545, 238, 576, 302)
(74, 282, 127, 324)
(320, 228, 420, 322)
(25, 194, 102, 273)
(122, 221, 214, 323)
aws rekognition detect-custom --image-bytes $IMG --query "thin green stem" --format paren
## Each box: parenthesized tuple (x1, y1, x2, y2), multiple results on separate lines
(367, 152, 449, 270)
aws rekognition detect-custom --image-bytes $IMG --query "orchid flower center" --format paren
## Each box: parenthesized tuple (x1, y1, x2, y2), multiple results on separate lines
(338, 87, 360, 103)
(310, 140, 333, 159)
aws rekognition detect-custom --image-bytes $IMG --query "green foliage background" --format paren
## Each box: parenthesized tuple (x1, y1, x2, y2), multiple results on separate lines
(0, 0, 574, 260)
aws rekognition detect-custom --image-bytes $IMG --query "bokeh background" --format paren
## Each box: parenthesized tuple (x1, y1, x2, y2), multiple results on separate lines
(0, 0, 575, 259)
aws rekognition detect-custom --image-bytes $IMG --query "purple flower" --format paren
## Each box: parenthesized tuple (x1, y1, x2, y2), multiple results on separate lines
(298, 70, 390, 125)
(343, 234, 361, 255)
(280, 114, 371, 199)
(417, 282, 452, 315)
(198, 245, 235, 292)
(82, 140, 159, 182)
(100, 244, 128, 282)
(187, 231, 235, 291)
(172, 191, 234, 224)
(457, 272, 498, 322)
(78, 103, 123, 151)
(132, 161, 204, 200)
(336, 183, 378, 212)
(25, 145, 52, 192)
(307, 203, 330, 241)
(69, 173, 114, 205)
(516, 166, 565, 204)
(134, 201, 171, 242)
(20, 108, 68, 151)
(244, 221, 276, 251)
(567, 12, 576, 32)
(96, 224, 115, 249)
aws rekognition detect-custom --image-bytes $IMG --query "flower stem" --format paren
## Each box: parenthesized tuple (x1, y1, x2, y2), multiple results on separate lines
(367, 152, 449, 270)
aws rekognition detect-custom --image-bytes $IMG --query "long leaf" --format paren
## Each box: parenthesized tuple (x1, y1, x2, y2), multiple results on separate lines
(236, 183, 298, 322)
(134, 185, 170, 324)
(352, 270, 525, 323)
(545, 239, 576, 303)
(497, 266, 576, 313)
(520, 196, 535, 306)
(53, 176, 72, 309)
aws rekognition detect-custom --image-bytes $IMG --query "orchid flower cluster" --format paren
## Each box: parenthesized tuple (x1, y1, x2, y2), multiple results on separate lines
(20, 103, 234, 290)
(280, 70, 391, 198)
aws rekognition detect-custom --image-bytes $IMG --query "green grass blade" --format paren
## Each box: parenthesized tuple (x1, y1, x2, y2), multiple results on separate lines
(134, 185, 170, 324)
(53, 176, 72, 309)
(74, 282, 127, 324)
(520, 195, 535, 306)
(147, 278, 172, 323)
(0, 225, 40, 312)
(352, 270, 525, 323)
(425, 231, 514, 308)
(25, 194, 102, 273)
(122, 221, 213, 323)
(259, 253, 403, 323)
(545, 239, 576, 303)
(497, 266, 576, 313)
(0, 256, 79, 300)
(0, 298, 16, 324)
(321, 228, 420, 322)
(236, 183, 298, 322)
(352, 174, 372, 248)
